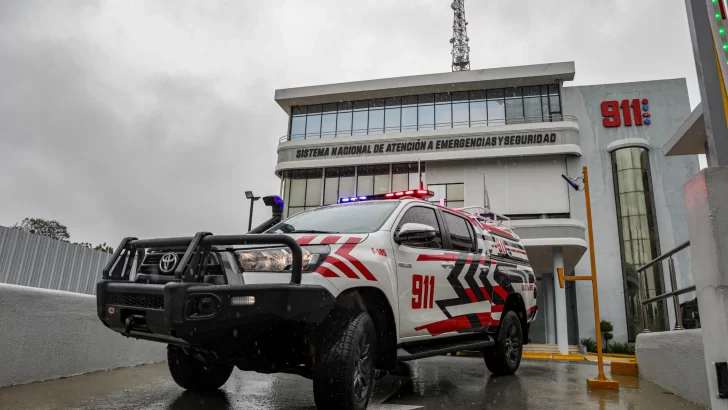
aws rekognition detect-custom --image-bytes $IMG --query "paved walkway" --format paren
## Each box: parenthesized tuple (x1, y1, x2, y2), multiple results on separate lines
(0, 357, 702, 409)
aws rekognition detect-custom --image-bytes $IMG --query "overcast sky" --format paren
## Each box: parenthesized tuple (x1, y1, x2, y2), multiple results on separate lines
(0, 0, 702, 246)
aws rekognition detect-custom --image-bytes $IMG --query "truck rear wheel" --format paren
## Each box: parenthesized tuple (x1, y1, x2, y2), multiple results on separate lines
(313, 310, 377, 410)
(167, 345, 234, 391)
(483, 310, 523, 376)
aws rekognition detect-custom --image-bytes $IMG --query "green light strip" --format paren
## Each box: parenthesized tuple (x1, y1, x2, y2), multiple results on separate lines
(713, 1, 728, 62)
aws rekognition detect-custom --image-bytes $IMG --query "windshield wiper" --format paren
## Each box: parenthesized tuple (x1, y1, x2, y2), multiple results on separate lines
(288, 229, 336, 234)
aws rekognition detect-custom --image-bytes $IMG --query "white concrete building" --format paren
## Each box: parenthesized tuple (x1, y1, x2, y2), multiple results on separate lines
(272, 62, 698, 346)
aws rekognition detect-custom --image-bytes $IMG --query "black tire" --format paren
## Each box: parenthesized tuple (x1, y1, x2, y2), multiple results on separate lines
(484, 310, 523, 376)
(313, 310, 377, 410)
(167, 345, 234, 392)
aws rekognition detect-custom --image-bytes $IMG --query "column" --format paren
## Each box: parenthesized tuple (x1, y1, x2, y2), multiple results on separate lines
(685, 167, 728, 410)
(553, 247, 569, 355)
(544, 275, 556, 344)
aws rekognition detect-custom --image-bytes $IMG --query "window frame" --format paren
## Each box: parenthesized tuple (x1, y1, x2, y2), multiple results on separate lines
(392, 203, 446, 250)
(438, 208, 478, 253)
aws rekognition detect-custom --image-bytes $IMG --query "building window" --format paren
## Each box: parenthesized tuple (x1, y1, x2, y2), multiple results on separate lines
(392, 162, 425, 191)
(611, 147, 666, 340)
(322, 166, 355, 206)
(286, 84, 564, 140)
(283, 168, 323, 217)
(428, 182, 464, 208)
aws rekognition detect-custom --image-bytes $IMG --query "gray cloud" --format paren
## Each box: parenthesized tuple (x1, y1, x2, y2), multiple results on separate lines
(0, 0, 701, 245)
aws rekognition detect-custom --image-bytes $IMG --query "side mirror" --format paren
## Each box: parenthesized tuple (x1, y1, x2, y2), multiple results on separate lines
(395, 223, 437, 244)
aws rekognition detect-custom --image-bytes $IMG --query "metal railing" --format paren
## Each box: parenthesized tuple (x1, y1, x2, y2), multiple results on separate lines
(637, 240, 694, 332)
(278, 114, 578, 144)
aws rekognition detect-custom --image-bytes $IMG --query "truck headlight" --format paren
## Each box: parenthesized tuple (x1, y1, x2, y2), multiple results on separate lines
(235, 245, 329, 273)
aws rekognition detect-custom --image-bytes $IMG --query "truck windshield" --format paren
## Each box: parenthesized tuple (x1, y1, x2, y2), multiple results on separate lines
(268, 201, 399, 234)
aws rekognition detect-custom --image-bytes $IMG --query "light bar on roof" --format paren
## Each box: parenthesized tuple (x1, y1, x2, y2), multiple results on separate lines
(338, 190, 434, 204)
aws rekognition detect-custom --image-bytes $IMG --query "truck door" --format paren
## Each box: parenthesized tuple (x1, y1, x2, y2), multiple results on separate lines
(392, 204, 450, 339)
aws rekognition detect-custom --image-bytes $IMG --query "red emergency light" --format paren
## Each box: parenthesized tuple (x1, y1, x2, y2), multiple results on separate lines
(338, 190, 434, 204)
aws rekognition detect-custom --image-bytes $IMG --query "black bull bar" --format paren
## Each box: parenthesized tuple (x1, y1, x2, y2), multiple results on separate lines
(95, 233, 331, 346)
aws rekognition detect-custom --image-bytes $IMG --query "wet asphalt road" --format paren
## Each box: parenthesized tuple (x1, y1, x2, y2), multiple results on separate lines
(0, 357, 703, 410)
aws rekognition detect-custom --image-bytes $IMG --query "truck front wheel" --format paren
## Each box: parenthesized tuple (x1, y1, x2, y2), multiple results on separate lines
(313, 310, 377, 410)
(483, 310, 523, 376)
(167, 345, 234, 391)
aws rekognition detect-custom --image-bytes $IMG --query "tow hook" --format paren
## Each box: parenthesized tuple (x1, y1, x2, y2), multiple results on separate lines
(124, 314, 144, 335)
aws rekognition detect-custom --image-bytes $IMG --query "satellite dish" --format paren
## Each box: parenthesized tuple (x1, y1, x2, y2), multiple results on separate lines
(451, 1, 461, 10)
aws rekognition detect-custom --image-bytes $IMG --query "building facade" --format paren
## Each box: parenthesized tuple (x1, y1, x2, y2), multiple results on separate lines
(273, 62, 699, 345)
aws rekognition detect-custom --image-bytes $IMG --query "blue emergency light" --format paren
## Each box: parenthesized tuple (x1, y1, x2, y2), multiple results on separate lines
(338, 190, 434, 204)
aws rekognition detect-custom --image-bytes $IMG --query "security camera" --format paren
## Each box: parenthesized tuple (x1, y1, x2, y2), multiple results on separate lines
(561, 174, 581, 191)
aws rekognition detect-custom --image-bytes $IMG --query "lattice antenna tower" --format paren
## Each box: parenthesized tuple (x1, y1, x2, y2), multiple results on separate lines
(450, 0, 470, 71)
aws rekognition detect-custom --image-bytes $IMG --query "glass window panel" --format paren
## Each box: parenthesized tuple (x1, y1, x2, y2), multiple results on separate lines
(443, 212, 475, 252)
(357, 165, 375, 196)
(305, 175, 323, 207)
(291, 115, 306, 139)
(338, 101, 353, 111)
(504, 87, 522, 99)
(322, 103, 337, 113)
(307, 104, 322, 114)
(336, 111, 352, 136)
(486, 89, 504, 100)
(323, 169, 340, 205)
(352, 110, 368, 136)
(338, 167, 355, 198)
(418, 94, 434, 104)
(374, 174, 389, 194)
(321, 113, 336, 138)
(470, 90, 487, 101)
(292, 106, 305, 115)
(392, 174, 408, 192)
(524, 97, 542, 123)
(452, 102, 469, 128)
(289, 178, 307, 207)
(409, 172, 421, 190)
(353, 100, 368, 110)
(429, 184, 446, 202)
(542, 96, 550, 119)
(305, 113, 321, 138)
(385, 107, 401, 133)
(486, 100, 505, 126)
(368, 108, 384, 135)
(505, 98, 524, 125)
(435, 103, 452, 129)
(288, 207, 305, 217)
(402, 96, 418, 106)
(386, 97, 401, 107)
(401, 106, 417, 132)
(435, 92, 451, 104)
(418, 104, 434, 130)
(397, 206, 442, 249)
(446, 183, 465, 201)
(369, 98, 385, 109)
(469, 100, 487, 126)
(523, 86, 541, 97)
(447, 201, 465, 209)
(549, 85, 561, 113)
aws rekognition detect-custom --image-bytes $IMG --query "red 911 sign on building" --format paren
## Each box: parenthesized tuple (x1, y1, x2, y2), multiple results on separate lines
(601, 98, 651, 127)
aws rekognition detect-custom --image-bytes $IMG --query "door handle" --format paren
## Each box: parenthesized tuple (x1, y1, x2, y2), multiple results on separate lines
(441, 262, 456, 269)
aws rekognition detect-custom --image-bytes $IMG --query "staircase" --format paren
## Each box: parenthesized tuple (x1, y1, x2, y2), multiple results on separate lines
(523, 344, 581, 354)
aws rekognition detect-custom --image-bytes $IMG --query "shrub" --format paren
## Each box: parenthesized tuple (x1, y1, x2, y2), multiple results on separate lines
(600, 320, 614, 332)
(607, 342, 635, 355)
(580, 337, 597, 353)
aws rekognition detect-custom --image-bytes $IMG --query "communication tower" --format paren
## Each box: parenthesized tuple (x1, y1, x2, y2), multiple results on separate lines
(450, 0, 470, 71)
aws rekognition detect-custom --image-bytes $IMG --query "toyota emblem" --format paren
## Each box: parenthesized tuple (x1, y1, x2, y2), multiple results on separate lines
(159, 252, 179, 274)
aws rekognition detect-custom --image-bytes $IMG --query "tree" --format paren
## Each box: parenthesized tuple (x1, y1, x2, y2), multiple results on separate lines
(93, 243, 114, 254)
(13, 218, 70, 241)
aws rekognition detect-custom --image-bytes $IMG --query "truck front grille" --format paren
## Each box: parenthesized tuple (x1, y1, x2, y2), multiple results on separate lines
(107, 293, 164, 310)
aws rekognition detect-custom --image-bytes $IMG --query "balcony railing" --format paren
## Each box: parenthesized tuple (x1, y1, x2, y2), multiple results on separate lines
(637, 240, 695, 332)
(279, 114, 578, 144)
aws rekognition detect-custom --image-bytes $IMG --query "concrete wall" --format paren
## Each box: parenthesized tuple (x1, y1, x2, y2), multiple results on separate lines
(0, 284, 166, 388)
(0, 225, 112, 295)
(562, 79, 699, 342)
(636, 330, 710, 408)
(426, 155, 569, 215)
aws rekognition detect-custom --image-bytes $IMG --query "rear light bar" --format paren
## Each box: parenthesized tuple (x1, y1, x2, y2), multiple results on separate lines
(338, 190, 434, 204)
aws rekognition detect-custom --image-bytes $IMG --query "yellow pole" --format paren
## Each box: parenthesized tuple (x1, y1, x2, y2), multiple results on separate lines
(583, 166, 606, 380)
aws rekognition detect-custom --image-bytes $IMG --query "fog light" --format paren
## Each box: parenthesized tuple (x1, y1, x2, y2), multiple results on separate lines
(231, 296, 256, 306)
(187, 294, 221, 319)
